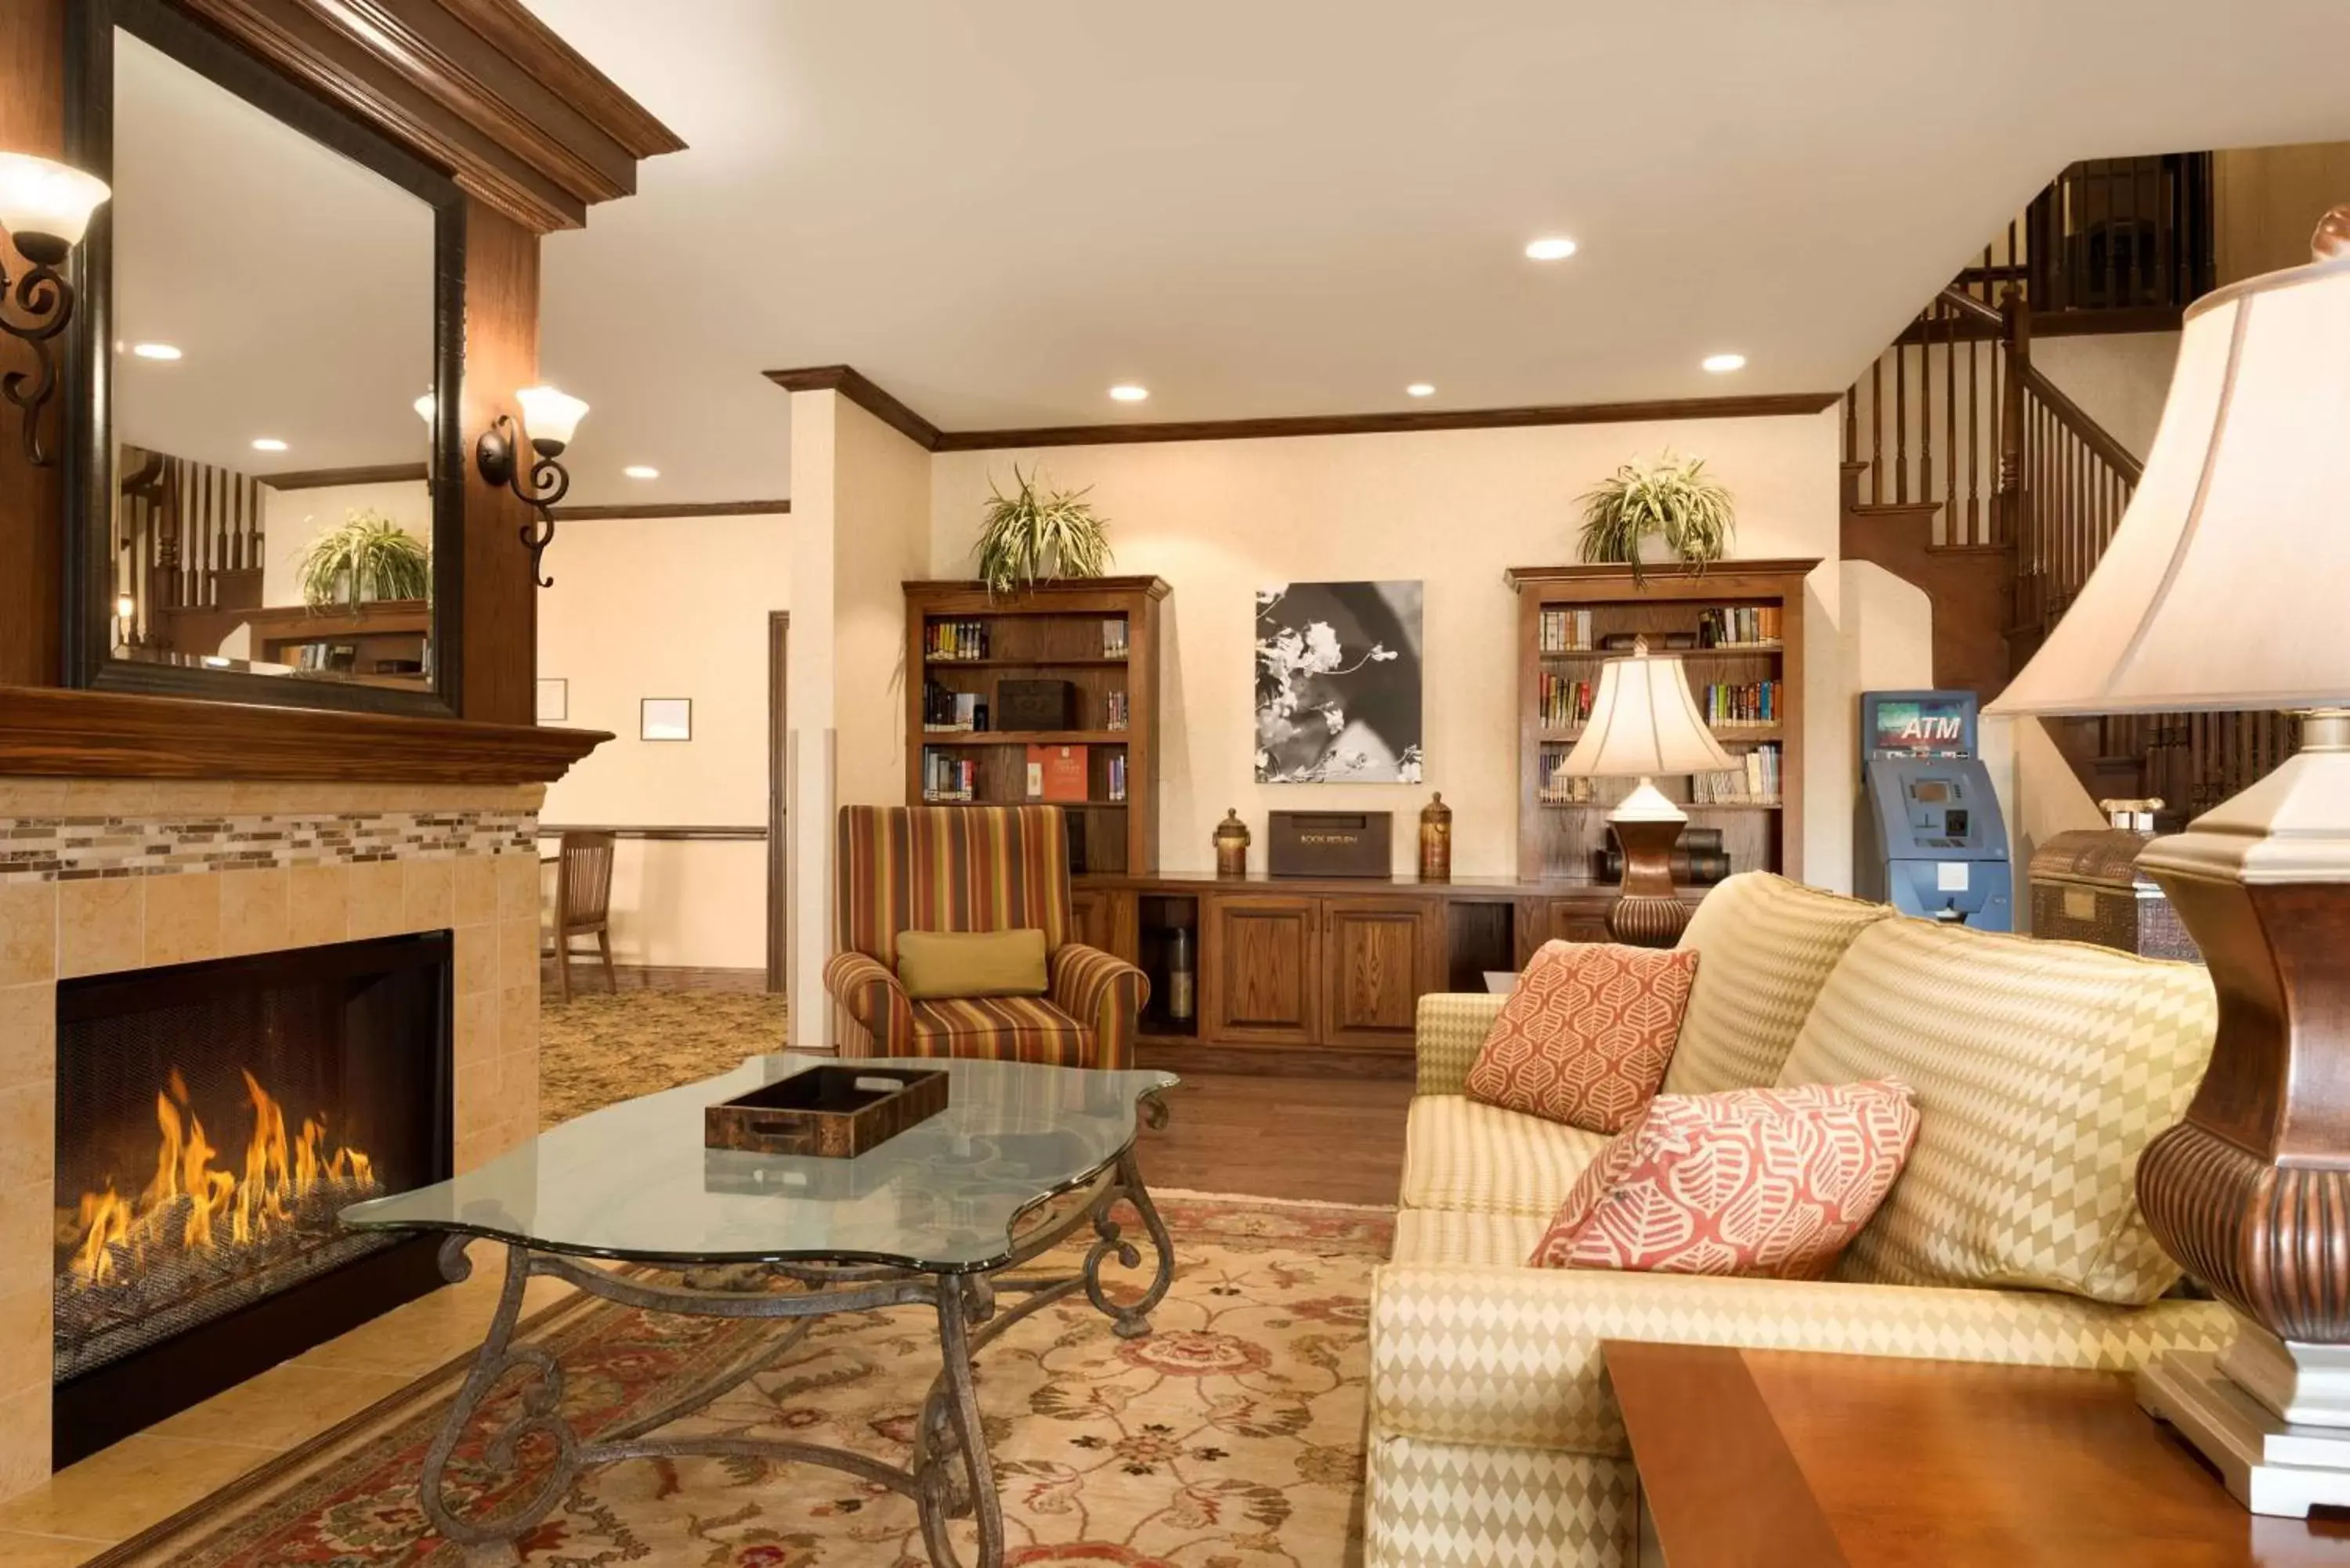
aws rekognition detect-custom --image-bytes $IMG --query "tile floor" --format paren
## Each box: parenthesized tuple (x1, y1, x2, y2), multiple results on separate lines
(0, 1242, 577, 1565)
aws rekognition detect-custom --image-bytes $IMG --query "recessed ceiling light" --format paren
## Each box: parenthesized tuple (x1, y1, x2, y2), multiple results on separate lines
(1108, 384, 1150, 403)
(1524, 237, 1578, 261)
(251, 438, 287, 452)
(1405, 383, 1437, 398)
(623, 464, 660, 480)
(1702, 352, 1748, 374)
(131, 342, 181, 361)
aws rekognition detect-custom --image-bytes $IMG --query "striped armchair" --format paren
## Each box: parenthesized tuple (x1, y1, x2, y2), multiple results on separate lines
(824, 805, 1149, 1068)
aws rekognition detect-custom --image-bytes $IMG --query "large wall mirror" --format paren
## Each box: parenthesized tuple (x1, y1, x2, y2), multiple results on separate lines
(64, 0, 465, 717)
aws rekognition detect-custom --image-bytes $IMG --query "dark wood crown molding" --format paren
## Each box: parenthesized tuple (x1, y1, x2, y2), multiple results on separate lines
(551, 499, 792, 521)
(932, 392, 1844, 450)
(171, 0, 684, 232)
(762, 367, 1842, 453)
(763, 366, 945, 452)
(258, 461, 432, 490)
(0, 684, 607, 782)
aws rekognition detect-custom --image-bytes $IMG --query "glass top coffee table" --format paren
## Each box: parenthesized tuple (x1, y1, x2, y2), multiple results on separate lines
(343, 1054, 1177, 1568)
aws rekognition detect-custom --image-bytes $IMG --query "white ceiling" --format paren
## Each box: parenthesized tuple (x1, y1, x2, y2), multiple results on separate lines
(112, 30, 434, 477)
(519, 5, 2350, 501)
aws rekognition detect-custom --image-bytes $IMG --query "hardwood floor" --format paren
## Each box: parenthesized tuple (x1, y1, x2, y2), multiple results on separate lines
(1134, 1072, 1413, 1206)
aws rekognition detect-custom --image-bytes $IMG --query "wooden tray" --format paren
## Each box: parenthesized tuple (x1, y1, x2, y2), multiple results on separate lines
(705, 1065, 949, 1158)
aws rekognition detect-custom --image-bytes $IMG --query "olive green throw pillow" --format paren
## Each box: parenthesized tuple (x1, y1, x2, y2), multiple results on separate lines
(895, 928, 1050, 1000)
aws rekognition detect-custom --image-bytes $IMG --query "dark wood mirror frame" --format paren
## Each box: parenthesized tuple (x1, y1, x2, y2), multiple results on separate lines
(59, 0, 468, 719)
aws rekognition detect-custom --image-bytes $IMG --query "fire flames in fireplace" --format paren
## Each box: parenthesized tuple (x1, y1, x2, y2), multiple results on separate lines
(66, 1068, 381, 1291)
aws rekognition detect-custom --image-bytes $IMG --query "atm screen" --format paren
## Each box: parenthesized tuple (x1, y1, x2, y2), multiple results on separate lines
(1911, 781, 1950, 802)
(1869, 696, 1972, 757)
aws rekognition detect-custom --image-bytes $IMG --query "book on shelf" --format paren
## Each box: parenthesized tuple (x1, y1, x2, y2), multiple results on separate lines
(1101, 619, 1129, 658)
(1105, 690, 1129, 730)
(921, 750, 978, 802)
(1701, 679, 1779, 726)
(1107, 753, 1127, 802)
(1025, 744, 1089, 804)
(1696, 605, 1782, 648)
(1537, 672, 1596, 730)
(1537, 751, 1596, 804)
(1538, 607, 1596, 652)
(920, 681, 989, 732)
(1690, 742, 1782, 804)
(924, 620, 991, 661)
(1599, 631, 1694, 651)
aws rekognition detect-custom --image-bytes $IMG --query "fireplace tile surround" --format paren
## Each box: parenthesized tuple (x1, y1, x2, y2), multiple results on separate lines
(0, 779, 550, 1500)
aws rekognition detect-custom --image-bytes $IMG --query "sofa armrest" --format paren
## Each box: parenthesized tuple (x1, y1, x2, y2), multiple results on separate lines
(1050, 942, 1151, 1068)
(823, 950, 915, 1053)
(1414, 992, 1506, 1096)
(1368, 1262, 2231, 1457)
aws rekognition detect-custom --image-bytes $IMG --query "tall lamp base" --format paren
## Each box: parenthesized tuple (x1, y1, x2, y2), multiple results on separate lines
(2128, 715, 2350, 1516)
(2139, 1324, 2350, 1517)
(1606, 811, 1687, 948)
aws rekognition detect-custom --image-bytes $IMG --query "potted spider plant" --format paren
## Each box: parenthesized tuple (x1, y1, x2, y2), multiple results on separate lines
(1578, 450, 1735, 585)
(296, 508, 431, 611)
(972, 466, 1113, 595)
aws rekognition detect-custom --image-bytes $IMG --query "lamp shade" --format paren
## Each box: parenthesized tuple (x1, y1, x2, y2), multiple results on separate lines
(0, 152, 110, 262)
(515, 385, 588, 451)
(1557, 649, 1735, 779)
(1990, 252, 2350, 717)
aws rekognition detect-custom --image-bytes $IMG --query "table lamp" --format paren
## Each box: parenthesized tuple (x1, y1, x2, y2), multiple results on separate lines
(1556, 638, 1734, 946)
(1987, 210, 2350, 1516)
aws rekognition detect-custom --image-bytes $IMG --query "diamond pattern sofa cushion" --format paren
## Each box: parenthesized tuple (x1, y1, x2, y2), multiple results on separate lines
(1365, 1261, 2232, 1458)
(1776, 918, 2217, 1305)
(1529, 1080, 1920, 1278)
(1415, 992, 1509, 1097)
(1400, 1095, 1614, 1216)
(1660, 873, 1892, 1097)
(1365, 1433, 1632, 1568)
(1465, 942, 1698, 1133)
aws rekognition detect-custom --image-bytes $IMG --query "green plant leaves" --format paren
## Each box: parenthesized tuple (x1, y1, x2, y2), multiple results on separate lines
(974, 465, 1114, 595)
(1576, 450, 1735, 586)
(295, 509, 431, 610)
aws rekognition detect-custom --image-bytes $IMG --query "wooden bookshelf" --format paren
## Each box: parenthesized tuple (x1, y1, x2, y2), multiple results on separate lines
(1506, 560, 1820, 885)
(903, 576, 1169, 875)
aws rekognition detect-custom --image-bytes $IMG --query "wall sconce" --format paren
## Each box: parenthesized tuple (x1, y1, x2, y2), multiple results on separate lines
(0, 151, 111, 467)
(475, 384, 586, 587)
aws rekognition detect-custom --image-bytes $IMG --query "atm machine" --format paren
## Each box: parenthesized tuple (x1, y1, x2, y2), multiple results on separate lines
(1854, 689, 2013, 930)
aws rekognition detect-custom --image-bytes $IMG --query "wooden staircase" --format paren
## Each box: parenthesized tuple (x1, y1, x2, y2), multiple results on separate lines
(1835, 157, 2298, 826)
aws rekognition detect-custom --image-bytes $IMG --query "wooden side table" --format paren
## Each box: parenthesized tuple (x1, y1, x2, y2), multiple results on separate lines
(1603, 1340, 2350, 1567)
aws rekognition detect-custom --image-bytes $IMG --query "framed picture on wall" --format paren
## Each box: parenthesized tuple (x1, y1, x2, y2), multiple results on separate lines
(641, 698, 692, 742)
(1255, 580, 1424, 783)
(535, 677, 567, 723)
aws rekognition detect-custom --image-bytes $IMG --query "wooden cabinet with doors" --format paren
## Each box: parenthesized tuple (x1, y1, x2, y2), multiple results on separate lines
(1071, 871, 1702, 1070)
(1206, 894, 1320, 1044)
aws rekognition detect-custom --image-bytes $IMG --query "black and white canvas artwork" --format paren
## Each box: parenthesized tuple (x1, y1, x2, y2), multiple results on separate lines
(1255, 580, 1425, 783)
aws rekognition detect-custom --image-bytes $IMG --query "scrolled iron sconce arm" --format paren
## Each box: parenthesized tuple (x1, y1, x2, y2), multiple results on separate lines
(0, 244, 74, 468)
(476, 414, 573, 588)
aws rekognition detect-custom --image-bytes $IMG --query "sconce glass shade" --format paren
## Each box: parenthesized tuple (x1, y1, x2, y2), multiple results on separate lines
(413, 391, 436, 425)
(515, 385, 588, 453)
(0, 152, 111, 264)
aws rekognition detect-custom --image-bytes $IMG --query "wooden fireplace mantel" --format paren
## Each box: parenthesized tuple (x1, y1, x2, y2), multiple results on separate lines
(0, 685, 608, 784)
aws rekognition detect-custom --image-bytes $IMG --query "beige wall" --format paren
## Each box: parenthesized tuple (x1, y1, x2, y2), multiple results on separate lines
(537, 511, 790, 970)
(927, 409, 1856, 887)
(2031, 332, 2178, 464)
(785, 393, 933, 1042)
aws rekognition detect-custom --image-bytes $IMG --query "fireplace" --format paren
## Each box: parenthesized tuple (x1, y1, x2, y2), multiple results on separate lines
(52, 932, 454, 1463)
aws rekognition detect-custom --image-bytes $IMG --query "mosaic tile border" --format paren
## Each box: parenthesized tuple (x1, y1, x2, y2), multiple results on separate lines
(0, 808, 539, 885)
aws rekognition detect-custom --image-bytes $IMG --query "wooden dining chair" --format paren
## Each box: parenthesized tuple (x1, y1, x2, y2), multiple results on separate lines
(543, 830, 616, 1002)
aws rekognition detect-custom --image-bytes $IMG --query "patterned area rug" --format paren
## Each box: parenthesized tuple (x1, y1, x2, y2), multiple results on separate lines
(538, 990, 792, 1129)
(92, 1195, 1390, 1568)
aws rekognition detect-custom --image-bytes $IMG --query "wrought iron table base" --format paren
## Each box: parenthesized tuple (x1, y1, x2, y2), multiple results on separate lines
(418, 1148, 1174, 1568)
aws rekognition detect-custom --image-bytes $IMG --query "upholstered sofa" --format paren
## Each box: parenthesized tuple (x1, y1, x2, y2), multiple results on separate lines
(824, 805, 1148, 1068)
(1364, 872, 2232, 1568)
